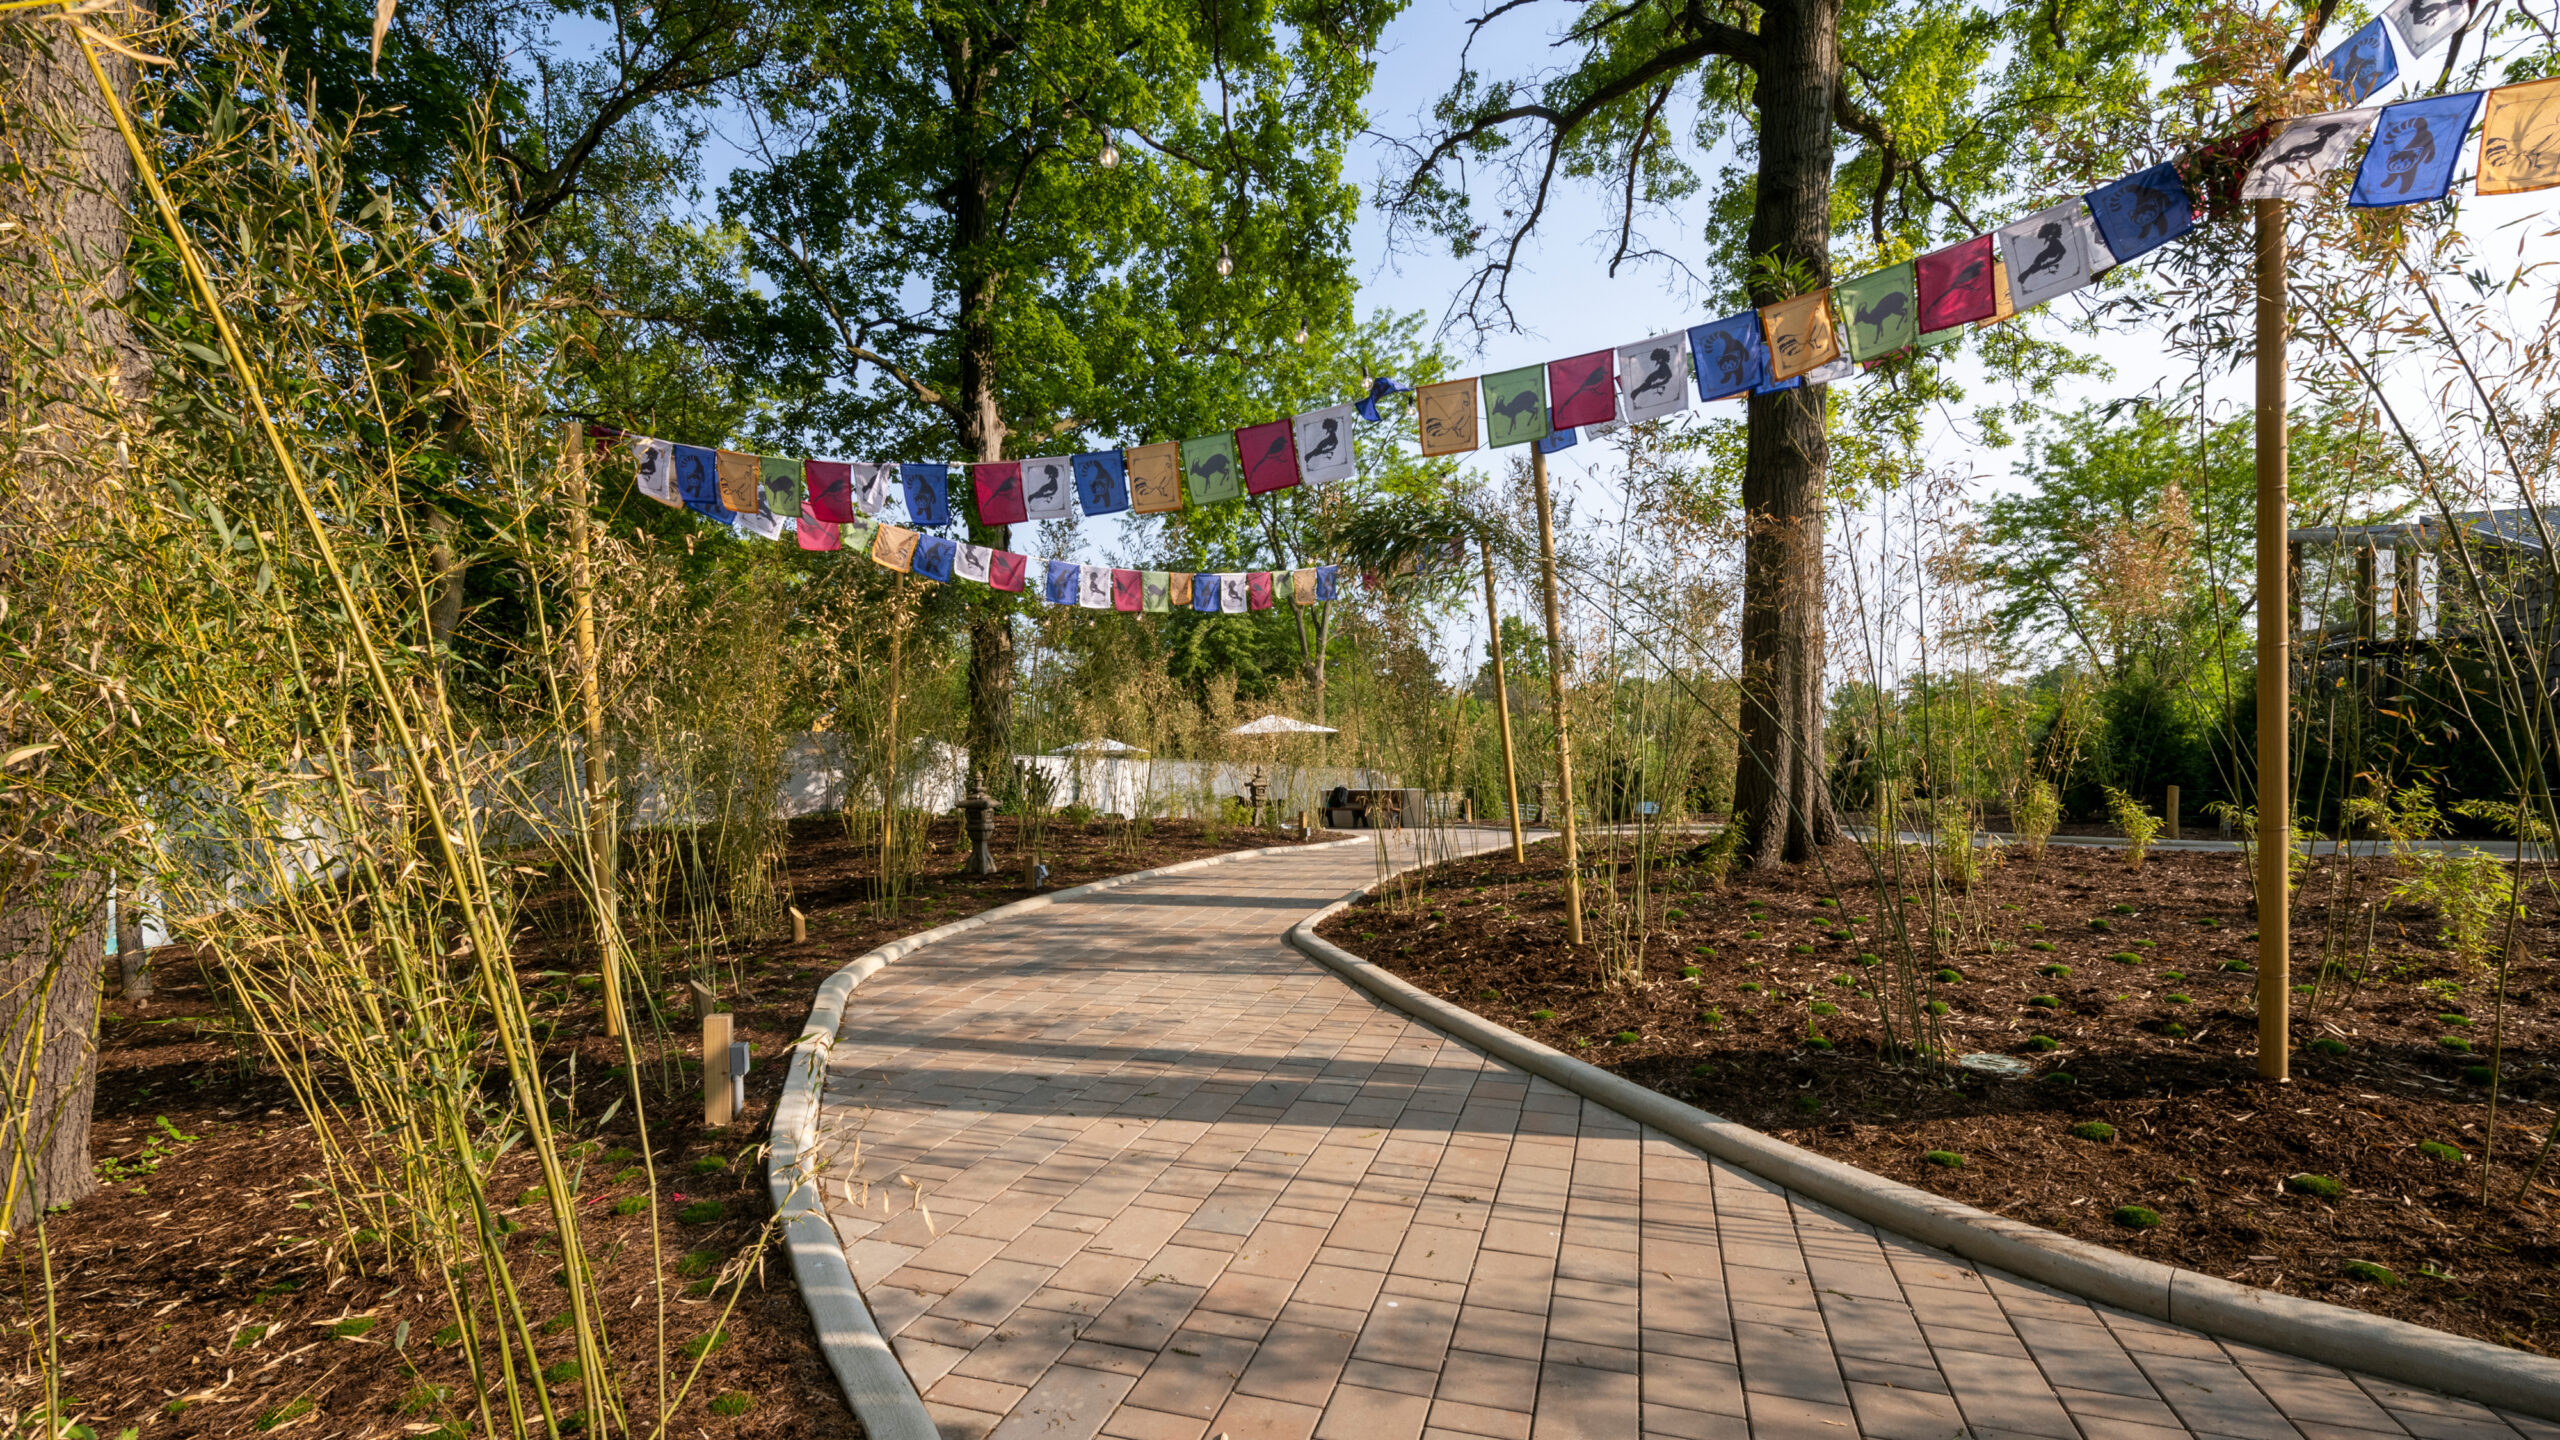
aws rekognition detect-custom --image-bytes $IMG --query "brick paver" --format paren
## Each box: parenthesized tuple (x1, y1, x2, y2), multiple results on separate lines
(811, 836, 2550, 1439)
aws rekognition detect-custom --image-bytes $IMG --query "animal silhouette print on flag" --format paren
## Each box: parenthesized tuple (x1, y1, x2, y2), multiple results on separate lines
(759, 456, 803, 518)
(1247, 572, 1274, 610)
(1181, 433, 1243, 504)
(1236, 421, 1302, 494)
(1192, 573, 1219, 612)
(1916, 237, 1998, 334)
(1125, 442, 1185, 513)
(2324, 18, 2398, 105)
(1481, 366, 1550, 447)
(1292, 569, 1317, 605)
(872, 524, 919, 573)
(2477, 77, 2560, 194)
(1021, 456, 1076, 520)
(987, 550, 1027, 593)
(672, 444, 733, 523)
(955, 543, 994, 585)
(796, 515, 839, 551)
(1535, 428, 1576, 454)
(1170, 572, 1194, 607)
(2085, 162, 2196, 262)
(972, 461, 1027, 525)
(1113, 569, 1143, 611)
(736, 504, 782, 542)
(912, 534, 957, 583)
(1996, 203, 2102, 312)
(1833, 264, 1915, 362)
(901, 463, 951, 526)
(1073, 451, 1130, 516)
(2352, 91, 2483, 205)
(1547, 350, 1616, 429)
(2244, 109, 2380, 199)
(1079, 564, 1112, 609)
(1142, 571, 1171, 613)
(630, 435, 680, 508)
(1220, 572, 1249, 612)
(715, 451, 762, 514)
(2385, 0, 2470, 56)
(1614, 332, 1690, 422)
(1759, 291, 1841, 381)
(1292, 404, 1358, 485)
(1315, 565, 1338, 602)
(1044, 560, 1079, 605)
(844, 519, 877, 555)
(1686, 313, 1771, 400)
(1415, 379, 1479, 457)
(853, 461, 895, 515)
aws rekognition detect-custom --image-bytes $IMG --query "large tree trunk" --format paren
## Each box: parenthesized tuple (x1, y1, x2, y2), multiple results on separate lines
(0, 16, 142, 1221)
(948, 38, 1018, 794)
(1730, 0, 1843, 867)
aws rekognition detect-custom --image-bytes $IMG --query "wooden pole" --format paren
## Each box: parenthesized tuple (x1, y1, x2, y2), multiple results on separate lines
(561, 425, 626, 1038)
(703, 1008, 735, 1127)
(1529, 446, 1584, 945)
(2164, 784, 2180, 842)
(1480, 539, 1526, 863)
(2255, 196, 2291, 1083)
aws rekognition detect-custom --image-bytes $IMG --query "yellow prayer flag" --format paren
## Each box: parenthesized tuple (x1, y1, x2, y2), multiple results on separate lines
(1416, 380, 1479, 457)
(2478, 77, 2560, 195)
(715, 449, 762, 514)
(1126, 442, 1185, 514)
(871, 524, 918, 573)
(1759, 292, 1840, 381)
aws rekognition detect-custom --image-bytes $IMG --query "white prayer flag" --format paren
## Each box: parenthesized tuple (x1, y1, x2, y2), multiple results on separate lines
(1615, 332, 1691, 423)
(736, 506, 783, 542)
(1023, 456, 1077, 520)
(955, 543, 993, 585)
(2242, 109, 2381, 200)
(848, 461, 890, 515)
(2385, 0, 2470, 56)
(1998, 201, 2105, 313)
(1292, 405, 1359, 485)
(1079, 563, 1112, 609)
(630, 435, 680, 508)
(1220, 572, 1248, 611)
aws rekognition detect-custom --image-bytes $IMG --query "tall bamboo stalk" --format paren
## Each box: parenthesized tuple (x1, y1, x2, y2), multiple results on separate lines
(562, 424, 627, 1037)
(1530, 446, 1584, 945)
(1481, 539, 1525, 862)
(2255, 196, 2291, 1081)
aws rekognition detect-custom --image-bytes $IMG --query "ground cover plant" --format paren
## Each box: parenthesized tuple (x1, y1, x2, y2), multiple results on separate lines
(1320, 838, 2560, 1352)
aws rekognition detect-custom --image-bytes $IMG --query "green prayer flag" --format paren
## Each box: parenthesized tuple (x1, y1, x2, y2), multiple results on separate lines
(1181, 433, 1242, 505)
(759, 455, 803, 517)
(1481, 365, 1549, 447)
(1836, 262, 1917, 362)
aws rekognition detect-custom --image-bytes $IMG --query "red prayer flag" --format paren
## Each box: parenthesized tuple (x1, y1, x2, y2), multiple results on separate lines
(1916, 236, 1998, 332)
(1247, 572, 1274, 610)
(803, 460, 856, 523)
(987, 550, 1027, 593)
(1547, 349, 1616, 428)
(1236, 421, 1301, 495)
(973, 462, 1027, 525)
(1112, 568, 1143, 611)
(796, 515, 840, 551)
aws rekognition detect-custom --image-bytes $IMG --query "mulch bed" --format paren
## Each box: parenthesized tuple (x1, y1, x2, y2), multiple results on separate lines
(1319, 835, 2560, 1353)
(18, 815, 1338, 1439)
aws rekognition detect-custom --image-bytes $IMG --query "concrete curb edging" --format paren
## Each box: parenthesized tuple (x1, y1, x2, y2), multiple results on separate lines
(766, 837, 1373, 1440)
(1286, 894, 2560, 1425)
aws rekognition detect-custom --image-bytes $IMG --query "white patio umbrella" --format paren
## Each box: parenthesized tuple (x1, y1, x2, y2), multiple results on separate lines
(1227, 715, 1337, 735)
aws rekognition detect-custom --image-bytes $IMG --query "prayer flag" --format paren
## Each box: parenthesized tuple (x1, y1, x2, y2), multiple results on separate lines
(1073, 451, 1131, 516)
(1415, 379, 1479, 456)
(1170, 571, 1195, 606)
(1126, 442, 1185, 513)
(1044, 560, 1079, 605)
(1247, 572, 1274, 610)
(796, 515, 840, 551)
(1315, 565, 1338, 602)
(2353, 91, 2483, 204)
(1021, 456, 1076, 520)
(1220, 572, 1248, 611)
(1292, 568, 1316, 605)
(988, 550, 1027, 593)
(1193, 573, 1220, 613)
(1687, 313, 1771, 400)
(973, 462, 1027, 525)
(1802, 356, 1857, 386)
(956, 543, 993, 585)
(1079, 564, 1111, 610)
(673, 444, 733, 523)
(1760, 291, 1842, 380)
(1113, 568, 1143, 611)
(912, 534, 957, 583)
(2244, 109, 2381, 199)
(2325, 18, 2399, 105)
(1481, 365, 1549, 447)
(1293, 405, 1358, 485)
(631, 435, 681, 508)
(2085, 163, 2196, 262)
(872, 524, 919, 573)
(1916, 238, 1998, 333)
(1536, 428, 1577, 454)
(2385, 0, 2470, 56)
(1354, 376, 1405, 423)
(846, 520, 878, 555)
(902, 463, 951, 526)
(855, 461, 895, 515)
(1615, 332, 1691, 422)
(1237, 421, 1302, 494)
(1836, 264, 1917, 361)
(1181, 434, 1242, 505)
(1142, 571, 1170, 613)
(803, 460, 855, 522)
(2478, 77, 2560, 194)
(716, 450, 761, 514)
(1997, 204, 2103, 312)
(737, 506, 782, 542)
(759, 456, 803, 518)
(1547, 350, 1617, 429)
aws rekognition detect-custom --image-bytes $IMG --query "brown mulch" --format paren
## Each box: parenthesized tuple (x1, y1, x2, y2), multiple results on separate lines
(1319, 836, 2560, 1353)
(20, 814, 1340, 1439)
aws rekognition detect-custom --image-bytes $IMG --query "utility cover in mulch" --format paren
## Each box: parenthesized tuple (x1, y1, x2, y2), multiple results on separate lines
(22, 814, 1337, 1439)
(1318, 835, 2560, 1353)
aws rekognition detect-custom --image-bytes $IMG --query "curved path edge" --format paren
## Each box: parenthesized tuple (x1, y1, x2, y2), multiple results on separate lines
(1286, 889, 2560, 1426)
(766, 837, 1375, 1440)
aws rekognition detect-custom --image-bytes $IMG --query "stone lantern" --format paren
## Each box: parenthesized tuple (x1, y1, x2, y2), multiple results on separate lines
(1248, 765, 1270, 827)
(959, 785, 998, 875)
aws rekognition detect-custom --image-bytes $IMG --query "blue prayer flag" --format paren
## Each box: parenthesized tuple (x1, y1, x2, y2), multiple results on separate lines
(1315, 565, 1338, 602)
(2326, 18, 2399, 105)
(2352, 91, 2483, 206)
(672, 444, 735, 524)
(1686, 314, 1771, 400)
(2085, 163, 2196, 263)
(901, 463, 950, 526)
(1073, 451, 1131, 516)
(1535, 427, 1578, 454)
(912, 534, 957, 583)
(1045, 560, 1080, 606)
(1354, 376, 1405, 424)
(1193, 574, 1222, 613)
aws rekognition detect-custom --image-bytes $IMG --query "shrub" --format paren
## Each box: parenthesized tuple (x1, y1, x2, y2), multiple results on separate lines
(2165, 994, 2190, 1005)
(2025, 1035, 2059, 1051)
(2284, 1173, 2343, 1199)
(682, 1329, 727, 1360)
(1611, 1030, 1640, 1044)
(2087, 918, 2112, 932)
(2103, 787, 2164, 870)
(710, 1393, 754, 1418)
(689, 1155, 728, 1175)
(2437, 1035, 2472, 1052)
(2341, 1260, 2400, 1287)
(2112, 1205, 2160, 1228)
(2109, 951, 2144, 965)
(2014, 779, 2061, 859)
(677, 1200, 726, 1225)
(1809, 1002, 1838, 1016)
(2436, 1012, 2471, 1027)
(1923, 1150, 1965, 1168)
(2418, 1140, 2465, 1162)
(2029, 940, 2056, 952)
(1933, 968, 1964, 983)
(1529, 1009, 1554, 1020)
(2070, 1121, 2116, 1141)
(2392, 849, 2518, 970)
(2038, 963, 2070, 976)
(2029, 995, 2060, 1009)
(1925, 1001, 1949, 1016)
(613, 1195, 646, 1216)
(2307, 1037, 2347, 1055)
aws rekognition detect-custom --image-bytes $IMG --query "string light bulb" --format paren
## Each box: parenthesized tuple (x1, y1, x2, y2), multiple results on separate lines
(1294, 325, 1309, 345)
(1097, 138, 1120, 169)
(1216, 243, 1234, 278)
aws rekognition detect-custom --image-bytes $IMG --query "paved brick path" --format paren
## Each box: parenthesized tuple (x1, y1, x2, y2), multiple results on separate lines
(810, 836, 2556, 1440)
